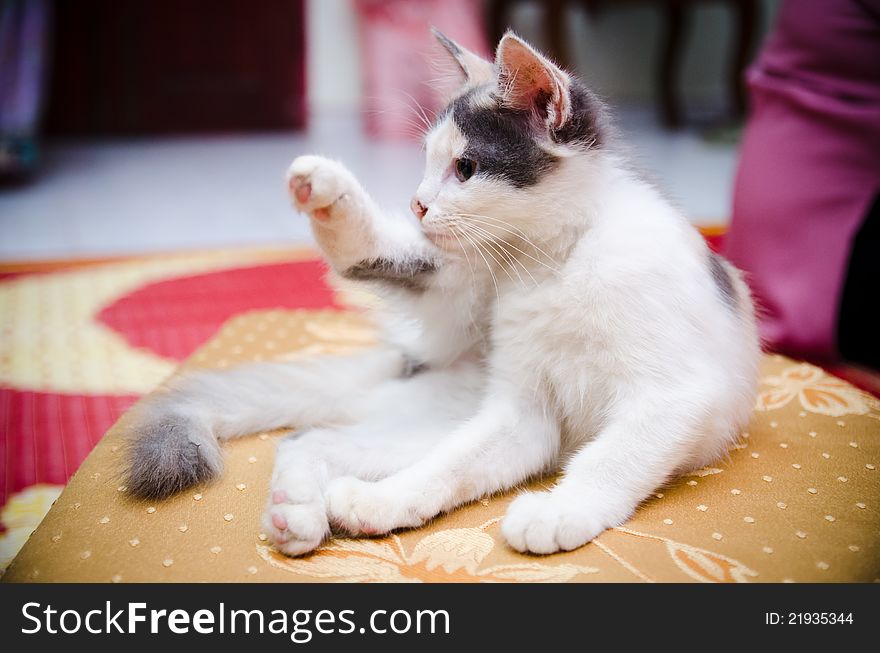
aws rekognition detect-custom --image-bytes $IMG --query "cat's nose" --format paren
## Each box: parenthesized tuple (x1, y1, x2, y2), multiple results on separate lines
(410, 197, 428, 220)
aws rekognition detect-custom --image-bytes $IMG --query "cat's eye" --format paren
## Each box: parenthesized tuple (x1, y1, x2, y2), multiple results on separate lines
(454, 158, 476, 182)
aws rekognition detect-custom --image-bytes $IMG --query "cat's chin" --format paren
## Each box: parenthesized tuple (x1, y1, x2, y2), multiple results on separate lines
(423, 230, 458, 248)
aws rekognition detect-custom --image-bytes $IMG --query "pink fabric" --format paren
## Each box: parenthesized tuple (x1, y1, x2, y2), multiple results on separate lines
(724, 0, 880, 359)
(355, 0, 491, 140)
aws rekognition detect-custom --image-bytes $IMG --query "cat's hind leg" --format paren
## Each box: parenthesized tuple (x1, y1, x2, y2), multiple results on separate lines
(262, 428, 339, 557)
(264, 422, 445, 556)
(264, 364, 484, 555)
(324, 390, 561, 536)
(123, 348, 405, 499)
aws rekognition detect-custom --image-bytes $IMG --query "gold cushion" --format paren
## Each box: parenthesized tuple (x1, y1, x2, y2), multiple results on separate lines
(4, 309, 879, 583)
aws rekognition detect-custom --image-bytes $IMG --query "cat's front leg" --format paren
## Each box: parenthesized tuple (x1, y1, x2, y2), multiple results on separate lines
(325, 395, 559, 535)
(287, 155, 432, 273)
(501, 408, 701, 554)
(287, 155, 372, 270)
(500, 489, 607, 555)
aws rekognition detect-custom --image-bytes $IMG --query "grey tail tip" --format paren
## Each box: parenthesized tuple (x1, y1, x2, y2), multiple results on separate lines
(124, 437, 218, 500)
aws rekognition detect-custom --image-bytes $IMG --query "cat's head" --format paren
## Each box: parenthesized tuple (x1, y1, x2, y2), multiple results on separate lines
(413, 30, 610, 251)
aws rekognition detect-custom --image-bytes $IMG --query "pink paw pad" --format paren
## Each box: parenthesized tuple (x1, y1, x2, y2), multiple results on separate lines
(312, 207, 330, 221)
(291, 178, 311, 204)
(271, 513, 288, 531)
(272, 490, 288, 505)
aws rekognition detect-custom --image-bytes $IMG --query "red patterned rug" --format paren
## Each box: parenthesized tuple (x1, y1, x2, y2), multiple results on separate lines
(0, 247, 344, 565)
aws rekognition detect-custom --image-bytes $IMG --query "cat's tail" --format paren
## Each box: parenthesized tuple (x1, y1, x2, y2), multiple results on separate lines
(122, 350, 405, 499)
(123, 397, 222, 500)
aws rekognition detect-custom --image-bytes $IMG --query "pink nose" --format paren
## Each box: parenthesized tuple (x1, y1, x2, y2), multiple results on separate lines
(410, 197, 428, 220)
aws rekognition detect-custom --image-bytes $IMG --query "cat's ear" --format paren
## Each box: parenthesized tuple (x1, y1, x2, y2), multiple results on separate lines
(431, 27, 494, 89)
(496, 31, 571, 131)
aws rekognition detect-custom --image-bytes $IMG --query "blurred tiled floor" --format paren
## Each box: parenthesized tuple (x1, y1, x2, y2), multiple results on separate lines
(0, 108, 737, 262)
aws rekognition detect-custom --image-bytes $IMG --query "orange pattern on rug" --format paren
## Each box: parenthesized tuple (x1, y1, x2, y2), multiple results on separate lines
(0, 247, 336, 566)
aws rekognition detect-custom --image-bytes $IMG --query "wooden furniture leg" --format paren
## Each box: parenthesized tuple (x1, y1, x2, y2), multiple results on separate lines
(659, 3, 688, 128)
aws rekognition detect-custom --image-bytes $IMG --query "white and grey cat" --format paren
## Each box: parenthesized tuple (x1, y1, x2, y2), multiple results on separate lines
(124, 31, 760, 556)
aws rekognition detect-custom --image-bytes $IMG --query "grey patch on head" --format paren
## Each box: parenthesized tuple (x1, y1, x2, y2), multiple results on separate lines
(450, 88, 559, 188)
(342, 257, 436, 291)
(445, 79, 609, 189)
(709, 252, 737, 308)
(124, 409, 221, 499)
(400, 353, 429, 378)
(552, 80, 609, 149)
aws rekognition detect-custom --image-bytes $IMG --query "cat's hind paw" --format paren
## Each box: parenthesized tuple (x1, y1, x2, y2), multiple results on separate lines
(262, 488, 330, 557)
(501, 491, 606, 555)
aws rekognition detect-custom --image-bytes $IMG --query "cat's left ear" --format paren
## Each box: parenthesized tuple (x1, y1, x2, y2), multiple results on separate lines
(496, 32, 571, 131)
(432, 28, 494, 89)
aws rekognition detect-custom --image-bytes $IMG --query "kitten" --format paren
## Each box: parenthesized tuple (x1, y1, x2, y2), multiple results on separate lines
(124, 30, 759, 556)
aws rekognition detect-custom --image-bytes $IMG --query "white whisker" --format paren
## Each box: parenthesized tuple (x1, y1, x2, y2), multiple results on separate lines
(456, 221, 523, 287)
(459, 221, 539, 288)
(464, 220, 555, 279)
(453, 212, 559, 263)
(363, 94, 433, 135)
(448, 225, 477, 290)
(457, 223, 500, 305)
(458, 223, 516, 285)
(449, 212, 560, 273)
(397, 88, 436, 127)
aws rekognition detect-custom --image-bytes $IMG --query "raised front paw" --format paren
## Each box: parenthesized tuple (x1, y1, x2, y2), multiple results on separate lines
(286, 155, 361, 222)
(262, 484, 330, 557)
(325, 477, 429, 536)
(501, 491, 606, 555)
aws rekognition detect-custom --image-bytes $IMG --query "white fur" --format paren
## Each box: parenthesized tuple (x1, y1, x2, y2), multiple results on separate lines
(137, 33, 759, 557)
(275, 127, 757, 555)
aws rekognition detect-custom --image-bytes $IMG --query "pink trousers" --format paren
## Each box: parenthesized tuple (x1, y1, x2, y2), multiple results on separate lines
(724, 0, 880, 360)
